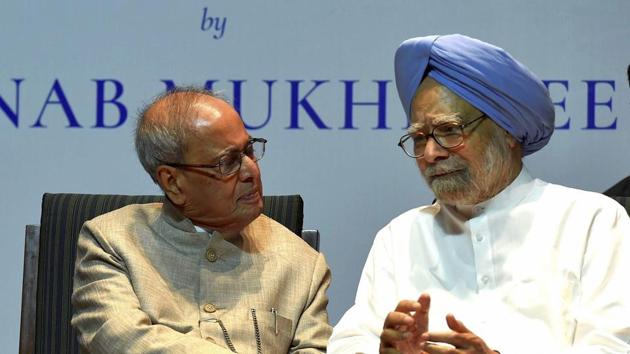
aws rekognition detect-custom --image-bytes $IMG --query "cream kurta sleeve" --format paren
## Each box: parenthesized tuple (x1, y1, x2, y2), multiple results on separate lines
(71, 221, 233, 354)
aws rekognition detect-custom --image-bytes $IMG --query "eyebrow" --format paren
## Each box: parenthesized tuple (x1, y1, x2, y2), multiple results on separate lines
(407, 115, 464, 134)
(407, 123, 425, 135)
(214, 136, 253, 156)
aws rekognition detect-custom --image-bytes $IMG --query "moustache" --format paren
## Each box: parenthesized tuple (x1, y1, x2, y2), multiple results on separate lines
(424, 158, 468, 178)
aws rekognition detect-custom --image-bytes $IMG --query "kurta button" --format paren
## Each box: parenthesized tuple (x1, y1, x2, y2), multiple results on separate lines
(475, 234, 484, 242)
(206, 248, 218, 262)
(203, 303, 217, 313)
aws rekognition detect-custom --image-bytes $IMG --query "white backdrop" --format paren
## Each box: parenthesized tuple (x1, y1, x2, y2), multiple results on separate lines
(2, 1, 629, 351)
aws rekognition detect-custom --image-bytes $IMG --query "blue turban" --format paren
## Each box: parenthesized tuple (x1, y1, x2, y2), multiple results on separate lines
(394, 34, 555, 156)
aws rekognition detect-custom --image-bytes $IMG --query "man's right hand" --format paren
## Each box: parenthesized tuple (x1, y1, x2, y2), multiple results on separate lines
(379, 293, 431, 354)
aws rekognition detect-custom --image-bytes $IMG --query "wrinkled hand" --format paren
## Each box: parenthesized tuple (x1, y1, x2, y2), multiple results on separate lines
(379, 293, 431, 354)
(421, 314, 495, 354)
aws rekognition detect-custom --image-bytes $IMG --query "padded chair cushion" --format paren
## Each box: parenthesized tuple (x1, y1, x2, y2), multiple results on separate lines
(34, 193, 303, 354)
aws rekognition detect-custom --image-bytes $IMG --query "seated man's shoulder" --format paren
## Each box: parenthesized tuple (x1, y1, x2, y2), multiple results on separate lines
(84, 202, 163, 230)
(543, 182, 624, 212)
(247, 214, 321, 260)
(78, 203, 165, 256)
(385, 203, 438, 229)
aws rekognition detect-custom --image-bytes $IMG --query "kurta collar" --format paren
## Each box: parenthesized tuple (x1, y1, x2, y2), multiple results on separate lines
(440, 167, 535, 219)
(476, 166, 534, 214)
(153, 199, 215, 253)
(159, 199, 197, 233)
(156, 199, 245, 257)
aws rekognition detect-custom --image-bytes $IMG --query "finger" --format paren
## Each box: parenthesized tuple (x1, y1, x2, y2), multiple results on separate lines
(413, 293, 431, 332)
(425, 330, 489, 352)
(445, 313, 470, 333)
(445, 316, 491, 352)
(422, 341, 453, 354)
(379, 331, 406, 354)
(423, 330, 472, 349)
(380, 327, 412, 344)
(394, 299, 422, 313)
(417, 293, 431, 314)
(383, 311, 415, 329)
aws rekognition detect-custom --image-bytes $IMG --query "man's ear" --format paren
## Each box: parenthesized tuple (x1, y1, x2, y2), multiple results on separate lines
(502, 130, 524, 158)
(156, 165, 186, 206)
(504, 130, 519, 149)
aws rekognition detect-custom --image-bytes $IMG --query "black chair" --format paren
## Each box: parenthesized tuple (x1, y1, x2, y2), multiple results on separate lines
(604, 176, 630, 197)
(610, 196, 630, 216)
(19, 193, 319, 354)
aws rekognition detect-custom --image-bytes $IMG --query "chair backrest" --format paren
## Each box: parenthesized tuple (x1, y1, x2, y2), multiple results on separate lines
(611, 196, 630, 216)
(20, 193, 315, 354)
(604, 176, 630, 197)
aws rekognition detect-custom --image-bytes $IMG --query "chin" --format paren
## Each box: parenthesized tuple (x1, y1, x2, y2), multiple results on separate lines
(241, 198, 263, 218)
(431, 184, 476, 205)
(240, 209, 262, 230)
(250, 202, 264, 217)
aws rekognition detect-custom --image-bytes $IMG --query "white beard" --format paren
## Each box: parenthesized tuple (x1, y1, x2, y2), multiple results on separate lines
(424, 130, 515, 205)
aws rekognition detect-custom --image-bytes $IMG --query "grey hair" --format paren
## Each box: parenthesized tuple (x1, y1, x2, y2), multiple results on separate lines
(134, 86, 228, 183)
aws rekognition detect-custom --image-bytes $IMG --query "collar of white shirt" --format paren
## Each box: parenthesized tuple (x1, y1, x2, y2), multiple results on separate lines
(447, 166, 536, 218)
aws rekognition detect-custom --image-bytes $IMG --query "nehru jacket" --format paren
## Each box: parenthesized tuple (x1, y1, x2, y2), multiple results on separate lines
(71, 202, 332, 354)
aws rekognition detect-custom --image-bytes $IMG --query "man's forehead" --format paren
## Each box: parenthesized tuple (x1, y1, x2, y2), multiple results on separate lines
(409, 79, 478, 131)
(413, 83, 467, 109)
(191, 105, 247, 149)
(192, 95, 233, 116)
(188, 97, 241, 130)
(408, 114, 464, 133)
(192, 101, 222, 120)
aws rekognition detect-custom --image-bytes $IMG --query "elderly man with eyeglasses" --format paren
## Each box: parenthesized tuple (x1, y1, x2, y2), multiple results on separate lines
(329, 35, 630, 354)
(71, 87, 332, 353)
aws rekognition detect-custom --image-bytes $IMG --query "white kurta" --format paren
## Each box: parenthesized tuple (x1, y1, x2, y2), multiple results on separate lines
(329, 169, 630, 354)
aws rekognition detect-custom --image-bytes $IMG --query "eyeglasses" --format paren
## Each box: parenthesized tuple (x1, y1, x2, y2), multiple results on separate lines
(398, 113, 487, 158)
(160, 137, 267, 176)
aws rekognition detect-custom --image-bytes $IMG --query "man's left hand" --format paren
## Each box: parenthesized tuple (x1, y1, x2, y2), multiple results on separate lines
(421, 314, 496, 354)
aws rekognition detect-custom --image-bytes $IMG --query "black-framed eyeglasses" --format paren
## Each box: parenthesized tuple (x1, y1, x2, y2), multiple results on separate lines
(160, 137, 267, 176)
(398, 113, 487, 158)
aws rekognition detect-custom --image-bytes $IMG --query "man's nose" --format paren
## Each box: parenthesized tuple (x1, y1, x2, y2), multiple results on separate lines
(422, 136, 449, 163)
(238, 155, 259, 180)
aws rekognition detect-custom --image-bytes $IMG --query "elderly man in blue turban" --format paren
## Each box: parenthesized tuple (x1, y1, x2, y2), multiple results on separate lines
(329, 34, 630, 354)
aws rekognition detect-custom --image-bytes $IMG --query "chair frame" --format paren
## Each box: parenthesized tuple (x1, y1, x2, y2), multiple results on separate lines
(19, 225, 40, 354)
